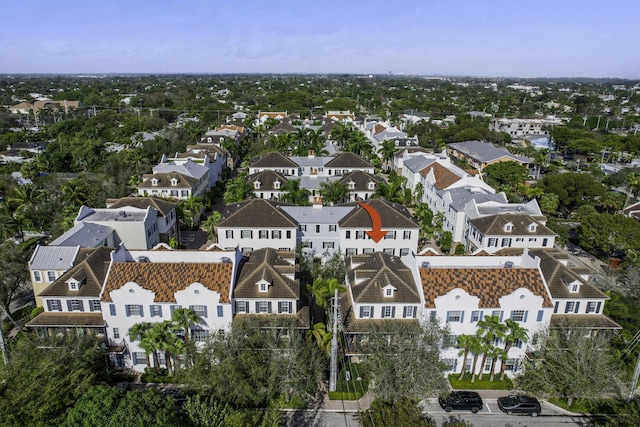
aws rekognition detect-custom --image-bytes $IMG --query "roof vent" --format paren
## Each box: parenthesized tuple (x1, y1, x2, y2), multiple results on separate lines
(505, 261, 514, 268)
(119, 211, 127, 217)
(221, 257, 232, 263)
(136, 256, 150, 263)
(421, 262, 431, 268)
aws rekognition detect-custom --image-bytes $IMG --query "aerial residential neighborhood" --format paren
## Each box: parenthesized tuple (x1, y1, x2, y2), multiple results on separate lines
(1, 5, 640, 425)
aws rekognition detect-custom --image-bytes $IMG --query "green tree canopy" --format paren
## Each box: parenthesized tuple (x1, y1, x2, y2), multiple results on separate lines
(482, 161, 529, 189)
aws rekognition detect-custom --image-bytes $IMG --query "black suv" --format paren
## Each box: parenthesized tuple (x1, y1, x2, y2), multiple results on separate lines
(497, 395, 541, 416)
(438, 391, 484, 413)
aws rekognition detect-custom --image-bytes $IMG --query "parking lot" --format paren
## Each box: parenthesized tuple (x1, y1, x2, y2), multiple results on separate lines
(420, 397, 567, 416)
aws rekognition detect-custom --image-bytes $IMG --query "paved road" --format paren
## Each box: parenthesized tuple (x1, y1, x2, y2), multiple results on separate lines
(283, 410, 589, 427)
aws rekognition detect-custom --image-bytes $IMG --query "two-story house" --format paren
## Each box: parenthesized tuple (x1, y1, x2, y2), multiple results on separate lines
(137, 171, 201, 200)
(338, 171, 383, 202)
(26, 247, 113, 337)
(447, 140, 531, 172)
(245, 170, 289, 200)
(232, 248, 308, 328)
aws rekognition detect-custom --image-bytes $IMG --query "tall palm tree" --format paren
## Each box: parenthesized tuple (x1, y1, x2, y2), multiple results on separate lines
(7, 184, 45, 215)
(171, 307, 201, 344)
(476, 315, 507, 381)
(456, 334, 474, 381)
(487, 346, 507, 382)
(345, 132, 373, 158)
(178, 196, 206, 228)
(306, 322, 332, 356)
(281, 179, 311, 206)
(223, 176, 254, 204)
(149, 321, 179, 374)
(61, 179, 88, 208)
(374, 180, 403, 203)
(468, 335, 484, 383)
(271, 133, 295, 154)
(0, 214, 17, 240)
(305, 278, 331, 310)
(330, 123, 353, 147)
(499, 319, 529, 381)
(202, 211, 222, 242)
(128, 322, 153, 369)
(378, 140, 396, 172)
(319, 180, 349, 205)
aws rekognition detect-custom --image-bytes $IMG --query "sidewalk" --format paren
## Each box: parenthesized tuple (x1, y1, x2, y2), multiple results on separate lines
(320, 391, 375, 412)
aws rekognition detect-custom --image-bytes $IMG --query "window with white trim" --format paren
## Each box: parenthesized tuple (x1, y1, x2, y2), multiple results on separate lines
(384, 288, 393, 297)
(126, 304, 142, 316)
(33, 271, 42, 282)
(361, 306, 372, 318)
(278, 301, 291, 314)
(403, 230, 411, 240)
(256, 301, 269, 313)
(259, 230, 268, 239)
(565, 302, 575, 313)
(259, 282, 269, 292)
(236, 301, 248, 313)
(192, 329, 209, 342)
(241, 230, 252, 239)
(381, 306, 393, 318)
(90, 300, 101, 312)
(471, 310, 482, 322)
(403, 306, 415, 318)
(69, 300, 82, 311)
(384, 231, 396, 240)
(586, 302, 598, 313)
(226, 230, 233, 239)
(47, 271, 56, 281)
(113, 328, 120, 339)
(132, 352, 147, 365)
(510, 310, 526, 322)
(329, 225, 336, 232)
(356, 231, 365, 239)
(447, 311, 463, 322)
(323, 242, 334, 249)
(346, 248, 357, 256)
(272, 230, 281, 239)
(192, 305, 207, 317)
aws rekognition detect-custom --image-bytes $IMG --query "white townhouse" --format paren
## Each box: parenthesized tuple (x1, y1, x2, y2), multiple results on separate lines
(137, 171, 202, 200)
(342, 251, 423, 355)
(466, 213, 556, 254)
(26, 247, 113, 337)
(164, 143, 229, 188)
(338, 171, 383, 202)
(232, 248, 309, 328)
(28, 245, 82, 307)
(101, 245, 242, 371)
(393, 147, 442, 175)
(280, 204, 354, 258)
(106, 196, 179, 243)
(248, 151, 374, 179)
(216, 199, 298, 253)
(418, 251, 554, 377)
(75, 205, 160, 250)
(338, 199, 420, 258)
(249, 152, 300, 176)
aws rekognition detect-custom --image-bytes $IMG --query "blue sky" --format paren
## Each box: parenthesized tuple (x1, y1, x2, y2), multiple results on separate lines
(1, 0, 639, 78)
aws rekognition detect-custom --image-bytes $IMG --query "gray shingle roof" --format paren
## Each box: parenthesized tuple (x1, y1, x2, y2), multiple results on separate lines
(106, 196, 177, 217)
(250, 152, 299, 169)
(234, 248, 299, 299)
(325, 152, 373, 168)
(448, 140, 531, 164)
(338, 199, 418, 229)
(347, 252, 421, 303)
(469, 214, 555, 237)
(245, 170, 289, 189)
(218, 199, 298, 228)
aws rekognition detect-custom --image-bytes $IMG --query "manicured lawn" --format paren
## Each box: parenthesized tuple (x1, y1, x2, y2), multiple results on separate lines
(329, 362, 368, 400)
(548, 398, 618, 414)
(448, 373, 513, 390)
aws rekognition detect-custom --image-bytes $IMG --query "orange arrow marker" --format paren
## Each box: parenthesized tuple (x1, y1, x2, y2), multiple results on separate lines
(357, 202, 387, 243)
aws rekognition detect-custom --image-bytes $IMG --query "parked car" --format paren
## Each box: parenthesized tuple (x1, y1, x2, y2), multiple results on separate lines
(438, 391, 484, 413)
(497, 395, 541, 416)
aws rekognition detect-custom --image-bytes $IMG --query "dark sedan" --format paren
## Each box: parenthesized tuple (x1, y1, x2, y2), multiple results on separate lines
(497, 395, 542, 416)
(438, 391, 484, 413)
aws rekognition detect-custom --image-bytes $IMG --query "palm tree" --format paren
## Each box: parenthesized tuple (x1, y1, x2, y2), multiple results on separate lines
(467, 335, 484, 383)
(202, 211, 222, 242)
(306, 322, 332, 356)
(487, 346, 506, 382)
(223, 176, 254, 204)
(0, 214, 17, 240)
(305, 278, 331, 310)
(330, 123, 353, 147)
(476, 315, 507, 381)
(281, 179, 311, 206)
(345, 132, 373, 158)
(128, 322, 153, 369)
(61, 179, 88, 208)
(374, 180, 403, 203)
(378, 140, 396, 172)
(628, 172, 640, 197)
(7, 184, 45, 215)
(456, 334, 474, 381)
(149, 321, 179, 374)
(319, 180, 349, 205)
(178, 196, 206, 228)
(499, 319, 529, 381)
(171, 307, 201, 344)
(271, 133, 295, 154)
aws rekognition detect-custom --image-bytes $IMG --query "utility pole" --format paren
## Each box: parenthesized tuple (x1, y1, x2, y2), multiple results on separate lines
(0, 321, 8, 364)
(630, 353, 640, 401)
(329, 287, 338, 392)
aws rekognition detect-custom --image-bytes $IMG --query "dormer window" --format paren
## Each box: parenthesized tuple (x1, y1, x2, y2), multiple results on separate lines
(170, 178, 178, 186)
(274, 180, 281, 189)
(67, 278, 80, 291)
(528, 223, 538, 232)
(207, 137, 212, 142)
(254, 181, 261, 189)
(382, 284, 396, 297)
(257, 280, 269, 292)
(151, 178, 158, 186)
(367, 181, 375, 190)
(503, 223, 513, 232)
(348, 181, 355, 190)
(563, 277, 582, 293)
